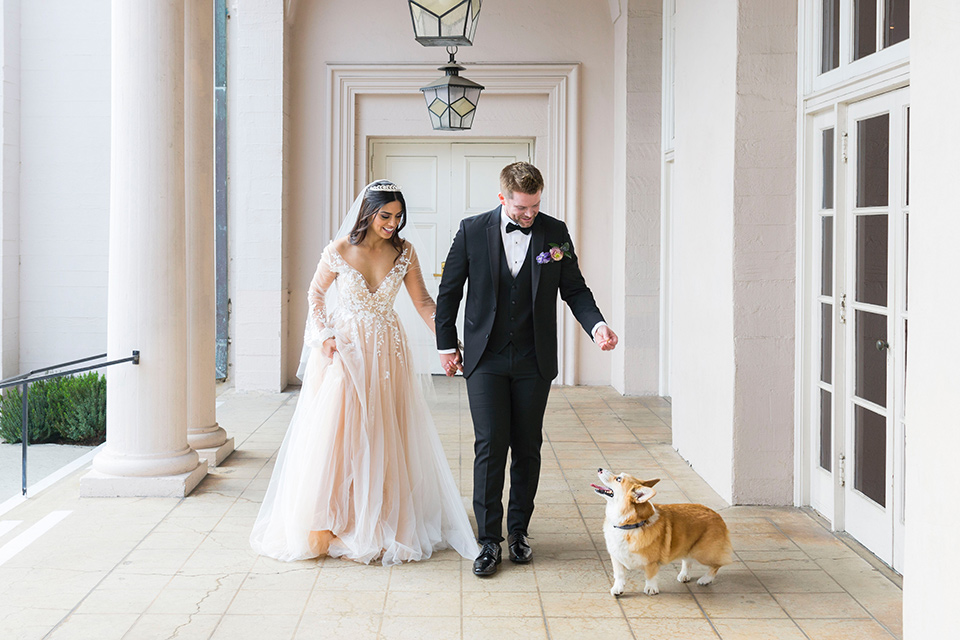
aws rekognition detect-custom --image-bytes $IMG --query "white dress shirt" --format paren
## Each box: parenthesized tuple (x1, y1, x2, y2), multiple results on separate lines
(500, 208, 532, 278)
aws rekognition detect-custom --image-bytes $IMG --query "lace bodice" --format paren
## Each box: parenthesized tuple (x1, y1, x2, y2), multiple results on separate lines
(304, 241, 436, 350)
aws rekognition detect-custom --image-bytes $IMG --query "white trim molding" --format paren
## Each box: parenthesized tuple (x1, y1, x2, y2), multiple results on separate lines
(325, 62, 581, 384)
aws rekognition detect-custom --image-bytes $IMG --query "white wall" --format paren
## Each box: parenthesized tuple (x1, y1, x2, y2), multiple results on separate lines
(1, 0, 20, 379)
(670, 0, 737, 503)
(19, 0, 110, 372)
(904, 1, 960, 635)
(285, 0, 616, 386)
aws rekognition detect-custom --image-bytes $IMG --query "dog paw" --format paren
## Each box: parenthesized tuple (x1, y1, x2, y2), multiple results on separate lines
(677, 571, 690, 583)
(610, 582, 625, 597)
(643, 582, 660, 596)
(697, 575, 715, 586)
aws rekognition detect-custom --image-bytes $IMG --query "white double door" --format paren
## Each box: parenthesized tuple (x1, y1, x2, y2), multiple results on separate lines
(809, 88, 909, 571)
(370, 140, 532, 374)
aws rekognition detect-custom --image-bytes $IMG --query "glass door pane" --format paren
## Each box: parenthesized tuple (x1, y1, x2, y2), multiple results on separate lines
(820, 389, 832, 471)
(856, 214, 888, 306)
(855, 405, 886, 505)
(884, 0, 910, 47)
(822, 129, 835, 209)
(821, 0, 840, 73)
(854, 0, 878, 60)
(855, 310, 887, 407)
(822, 217, 834, 296)
(857, 114, 889, 207)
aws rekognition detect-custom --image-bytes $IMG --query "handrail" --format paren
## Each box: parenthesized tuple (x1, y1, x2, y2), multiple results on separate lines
(0, 352, 110, 386)
(2, 350, 140, 497)
(0, 351, 139, 392)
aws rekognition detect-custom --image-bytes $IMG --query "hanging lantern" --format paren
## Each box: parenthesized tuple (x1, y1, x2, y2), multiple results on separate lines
(420, 48, 485, 131)
(407, 0, 482, 47)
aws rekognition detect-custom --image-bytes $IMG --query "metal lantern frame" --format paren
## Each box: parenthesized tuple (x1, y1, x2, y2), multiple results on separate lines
(419, 47, 485, 131)
(407, 0, 482, 47)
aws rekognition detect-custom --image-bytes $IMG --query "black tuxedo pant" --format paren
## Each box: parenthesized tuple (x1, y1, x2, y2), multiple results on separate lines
(465, 343, 552, 544)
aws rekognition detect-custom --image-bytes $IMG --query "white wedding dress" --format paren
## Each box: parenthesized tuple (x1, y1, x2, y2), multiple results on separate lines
(250, 242, 479, 565)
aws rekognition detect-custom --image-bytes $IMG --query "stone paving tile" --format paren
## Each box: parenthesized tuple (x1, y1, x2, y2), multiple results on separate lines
(0, 379, 903, 640)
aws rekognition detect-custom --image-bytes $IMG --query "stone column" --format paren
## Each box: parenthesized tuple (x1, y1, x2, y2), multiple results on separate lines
(185, 0, 232, 465)
(0, 0, 21, 380)
(729, 0, 796, 505)
(82, 0, 206, 497)
(610, 0, 662, 396)
(229, 0, 288, 391)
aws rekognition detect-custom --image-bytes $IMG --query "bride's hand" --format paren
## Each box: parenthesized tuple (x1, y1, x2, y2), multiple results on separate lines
(322, 337, 338, 359)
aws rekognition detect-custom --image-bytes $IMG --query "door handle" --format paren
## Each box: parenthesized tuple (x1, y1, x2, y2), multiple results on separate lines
(876, 340, 889, 352)
(433, 261, 445, 278)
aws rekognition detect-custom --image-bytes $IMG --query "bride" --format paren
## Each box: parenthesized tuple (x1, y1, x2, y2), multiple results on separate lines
(250, 180, 478, 565)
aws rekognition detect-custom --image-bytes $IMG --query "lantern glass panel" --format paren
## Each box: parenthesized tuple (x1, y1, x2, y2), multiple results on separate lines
(448, 85, 466, 103)
(460, 109, 476, 129)
(466, 3, 479, 41)
(429, 98, 448, 118)
(410, 4, 441, 38)
(464, 86, 482, 107)
(450, 97, 473, 117)
(442, 2, 469, 38)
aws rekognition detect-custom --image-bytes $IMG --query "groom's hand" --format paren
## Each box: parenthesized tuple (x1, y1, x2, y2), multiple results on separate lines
(595, 326, 618, 351)
(440, 350, 463, 376)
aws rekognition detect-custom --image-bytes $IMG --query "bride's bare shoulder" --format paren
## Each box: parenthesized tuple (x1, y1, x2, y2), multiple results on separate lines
(329, 237, 351, 254)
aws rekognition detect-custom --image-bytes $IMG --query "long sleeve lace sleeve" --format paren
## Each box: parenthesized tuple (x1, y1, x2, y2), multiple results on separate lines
(304, 246, 339, 348)
(402, 244, 438, 335)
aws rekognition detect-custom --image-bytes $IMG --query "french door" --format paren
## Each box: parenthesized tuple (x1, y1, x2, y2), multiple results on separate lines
(809, 88, 908, 571)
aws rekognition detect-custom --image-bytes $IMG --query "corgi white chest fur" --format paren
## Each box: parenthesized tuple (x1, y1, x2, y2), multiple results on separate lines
(602, 506, 659, 570)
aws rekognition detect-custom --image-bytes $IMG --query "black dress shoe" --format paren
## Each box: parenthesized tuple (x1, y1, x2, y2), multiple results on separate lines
(508, 532, 532, 563)
(473, 542, 502, 576)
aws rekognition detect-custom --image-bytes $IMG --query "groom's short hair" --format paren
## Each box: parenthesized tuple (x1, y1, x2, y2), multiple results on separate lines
(500, 162, 544, 198)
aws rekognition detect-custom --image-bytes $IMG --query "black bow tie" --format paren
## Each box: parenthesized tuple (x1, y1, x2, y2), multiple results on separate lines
(506, 222, 531, 235)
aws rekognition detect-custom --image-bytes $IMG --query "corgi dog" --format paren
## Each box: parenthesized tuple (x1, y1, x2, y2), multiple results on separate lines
(593, 468, 732, 597)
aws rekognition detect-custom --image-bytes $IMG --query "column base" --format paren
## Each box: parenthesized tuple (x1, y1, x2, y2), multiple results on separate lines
(80, 461, 208, 498)
(196, 437, 235, 467)
(187, 423, 228, 450)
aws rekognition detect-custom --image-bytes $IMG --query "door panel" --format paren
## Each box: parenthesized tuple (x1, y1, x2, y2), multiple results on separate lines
(841, 89, 908, 570)
(809, 111, 837, 518)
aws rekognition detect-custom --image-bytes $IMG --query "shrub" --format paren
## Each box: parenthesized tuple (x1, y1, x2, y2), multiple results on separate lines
(0, 372, 106, 445)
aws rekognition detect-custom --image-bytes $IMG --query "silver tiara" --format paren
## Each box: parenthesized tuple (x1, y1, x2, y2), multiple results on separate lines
(368, 182, 402, 192)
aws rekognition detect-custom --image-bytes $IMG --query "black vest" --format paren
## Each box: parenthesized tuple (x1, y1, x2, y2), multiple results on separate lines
(487, 241, 536, 355)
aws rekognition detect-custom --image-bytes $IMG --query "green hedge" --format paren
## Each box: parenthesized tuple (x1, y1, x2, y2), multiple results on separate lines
(0, 372, 106, 445)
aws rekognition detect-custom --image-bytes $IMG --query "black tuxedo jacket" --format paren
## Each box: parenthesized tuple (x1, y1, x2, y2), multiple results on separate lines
(436, 207, 605, 380)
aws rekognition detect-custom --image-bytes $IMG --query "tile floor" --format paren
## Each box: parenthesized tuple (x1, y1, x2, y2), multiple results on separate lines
(0, 378, 902, 639)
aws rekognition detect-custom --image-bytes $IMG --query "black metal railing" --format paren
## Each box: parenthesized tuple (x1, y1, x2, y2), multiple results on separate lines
(0, 350, 139, 497)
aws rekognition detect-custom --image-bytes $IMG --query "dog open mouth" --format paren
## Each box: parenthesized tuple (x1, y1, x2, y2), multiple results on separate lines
(591, 483, 613, 497)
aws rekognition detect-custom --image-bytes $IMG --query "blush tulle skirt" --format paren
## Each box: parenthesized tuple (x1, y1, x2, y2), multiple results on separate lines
(249, 318, 478, 565)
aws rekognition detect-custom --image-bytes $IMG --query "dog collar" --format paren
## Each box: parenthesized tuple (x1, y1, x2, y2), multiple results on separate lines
(613, 518, 651, 530)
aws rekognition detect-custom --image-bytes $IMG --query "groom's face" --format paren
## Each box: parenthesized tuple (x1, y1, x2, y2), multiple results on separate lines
(499, 190, 541, 228)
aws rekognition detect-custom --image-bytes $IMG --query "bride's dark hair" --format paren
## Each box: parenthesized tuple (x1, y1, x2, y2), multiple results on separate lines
(348, 180, 407, 261)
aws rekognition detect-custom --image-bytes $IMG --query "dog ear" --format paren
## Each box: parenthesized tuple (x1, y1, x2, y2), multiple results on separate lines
(632, 486, 656, 503)
(643, 478, 661, 487)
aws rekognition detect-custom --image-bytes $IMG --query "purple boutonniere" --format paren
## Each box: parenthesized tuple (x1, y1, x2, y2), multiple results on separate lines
(536, 242, 571, 264)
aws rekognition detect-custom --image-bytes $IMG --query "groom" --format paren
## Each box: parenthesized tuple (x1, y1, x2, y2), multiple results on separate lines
(436, 162, 618, 576)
